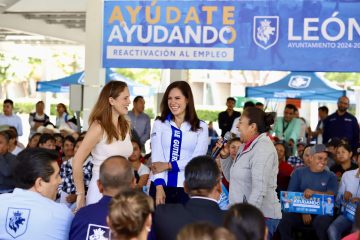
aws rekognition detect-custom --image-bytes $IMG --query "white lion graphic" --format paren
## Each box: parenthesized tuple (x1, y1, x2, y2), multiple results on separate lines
(256, 19, 275, 44)
(89, 228, 108, 240)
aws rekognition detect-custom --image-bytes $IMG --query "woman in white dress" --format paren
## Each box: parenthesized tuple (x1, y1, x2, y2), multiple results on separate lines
(73, 81, 133, 210)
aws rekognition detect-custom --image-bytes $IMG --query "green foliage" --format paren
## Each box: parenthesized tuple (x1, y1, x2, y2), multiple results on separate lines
(0, 53, 12, 84)
(113, 68, 161, 86)
(196, 110, 220, 122)
(13, 103, 35, 114)
(144, 108, 155, 119)
(325, 72, 360, 86)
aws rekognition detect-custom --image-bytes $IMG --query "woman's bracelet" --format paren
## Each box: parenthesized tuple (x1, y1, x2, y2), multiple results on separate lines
(76, 191, 85, 196)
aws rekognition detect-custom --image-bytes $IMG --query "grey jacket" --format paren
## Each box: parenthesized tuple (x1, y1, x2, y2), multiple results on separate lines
(221, 133, 282, 219)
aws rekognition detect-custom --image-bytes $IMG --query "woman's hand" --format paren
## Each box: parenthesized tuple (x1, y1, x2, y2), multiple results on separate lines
(152, 162, 170, 174)
(74, 194, 86, 213)
(214, 138, 229, 158)
(156, 186, 166, 205)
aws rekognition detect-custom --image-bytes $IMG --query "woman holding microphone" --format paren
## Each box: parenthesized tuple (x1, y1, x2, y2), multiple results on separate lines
(150, 81, 208, 205)
(218, 107, 281, 239)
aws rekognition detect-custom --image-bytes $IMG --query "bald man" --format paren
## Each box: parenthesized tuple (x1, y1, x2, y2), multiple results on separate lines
(323, 96, 359, 153)
(69, 156, 135, 240)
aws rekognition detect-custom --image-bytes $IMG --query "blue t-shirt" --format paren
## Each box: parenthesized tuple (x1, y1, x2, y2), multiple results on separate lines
(69, 196, 111, 240)
(288, 167, 338, 194)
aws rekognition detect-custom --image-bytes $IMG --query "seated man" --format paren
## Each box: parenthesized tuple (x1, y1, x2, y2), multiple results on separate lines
(69, 155, 135, 240)
(278, 144, 338, 240)
(153, 155, 224, 240)
(0, 148, 73, 239)
(0, 130, 18, 193)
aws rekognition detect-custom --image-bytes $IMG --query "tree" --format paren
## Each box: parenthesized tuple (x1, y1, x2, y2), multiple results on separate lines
(324, 72, 360, 87)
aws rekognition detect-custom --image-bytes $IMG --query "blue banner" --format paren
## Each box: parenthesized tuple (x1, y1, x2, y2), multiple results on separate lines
(280, 191, 334, 216)
(103, 0, 360, 72)
(340, 198, 358, 222)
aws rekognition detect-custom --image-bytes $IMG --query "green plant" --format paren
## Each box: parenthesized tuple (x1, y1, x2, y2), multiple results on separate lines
(144, 108, 155, 119)
(196, 110, 220, 122)
(13, 103, 35, 114)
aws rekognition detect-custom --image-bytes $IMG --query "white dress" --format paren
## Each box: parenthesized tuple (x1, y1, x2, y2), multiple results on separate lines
(86, 132, 132, 205)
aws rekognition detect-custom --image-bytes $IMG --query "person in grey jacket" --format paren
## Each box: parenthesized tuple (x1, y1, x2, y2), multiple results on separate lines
(218, 107, 282, 239)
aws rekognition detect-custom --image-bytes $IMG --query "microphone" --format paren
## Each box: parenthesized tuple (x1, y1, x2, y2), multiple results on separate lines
(211, 131, 232, 159)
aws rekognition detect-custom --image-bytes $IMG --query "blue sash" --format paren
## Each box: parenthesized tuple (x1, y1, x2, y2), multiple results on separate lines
(168, 116, 182, 187)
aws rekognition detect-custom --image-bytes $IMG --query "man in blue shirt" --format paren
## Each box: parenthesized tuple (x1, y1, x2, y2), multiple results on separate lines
(69, 155, 135, 240)
(323, 96, 359, 153)
(278, 144, 338, 240)
(0, 148, 73, 240)
(128, 96, 151, 150)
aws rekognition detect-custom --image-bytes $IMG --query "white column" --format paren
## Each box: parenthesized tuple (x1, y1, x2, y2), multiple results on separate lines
(83, 0, 105, 129)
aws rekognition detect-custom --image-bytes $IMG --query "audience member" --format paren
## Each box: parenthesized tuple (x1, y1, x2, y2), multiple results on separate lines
(278, 144, 338, 240)
(224, 203, 267, 240)
(62, 135, 75, 162)
(27, 133, 41, 148)
(295, 110, 311, 144)
(275, 141, 293, 193)
(29, 101, 50, 138)
(150, 81, 208, 205)
(73, 81, 133, 209)
(0, 99, 23, 136)
(129, 138, 150, 191)
(0, 131, 18, 193)
(326, 137, 343, 168)
(255, 102, 265, 111)
(153, 155, 224, 240)
(107, 190, 154, 240)
(56, 103, 69, 128)
(273, 104, 301, 155)
(208, 121, 219, 153)
(312, 106, 329, 144)
(323, 96, 359, 153)
(220, 107, 281, 239)
(0, 148, 73, 239)
(128, 96, 151, 150)
(328, 149, 360, 240)
(330, 143, 357, 182)
(302, 145, 313, 167)
(38, 133, 56, 150)
(287, 139, 307, 167)
(6, 128, 24, 156)
(59, 137, 93, 209)
(69, 155, 133, 240)
(218, 97, 241, 137)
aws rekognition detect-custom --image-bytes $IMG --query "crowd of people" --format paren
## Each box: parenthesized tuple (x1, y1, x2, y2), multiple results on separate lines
(0, 80, 360, 240)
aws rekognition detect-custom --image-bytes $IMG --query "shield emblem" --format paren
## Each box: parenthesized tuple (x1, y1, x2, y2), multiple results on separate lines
(86, 224, 110, 240)
(288, 76, 311, 89)
(6, 208, 31, 238)
(253, 16, 279, 50)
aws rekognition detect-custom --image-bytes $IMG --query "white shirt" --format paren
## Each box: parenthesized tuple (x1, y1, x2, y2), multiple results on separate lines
(11, 146, 24, 156)
(337, 168, 360, 203)
(230, 116, 240, 137)
(151, 119, 208, 187)
(0, 188, 73, 240)
(0, 114, 23, 136)
(138, 163, 150, 176)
